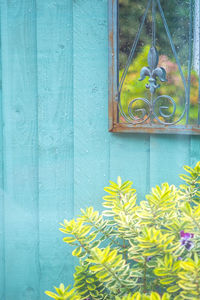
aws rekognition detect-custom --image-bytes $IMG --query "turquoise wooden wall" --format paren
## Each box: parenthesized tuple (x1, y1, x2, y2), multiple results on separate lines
(0, 0, 200, 299)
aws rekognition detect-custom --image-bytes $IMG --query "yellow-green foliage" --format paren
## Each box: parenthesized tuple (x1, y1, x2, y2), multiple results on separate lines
(116, 292, 170, 300)
(46, 162, 200, 300)
(178, 254, 200, 299)
(73, 262, 105, 299)
(45, 284, 79, 300)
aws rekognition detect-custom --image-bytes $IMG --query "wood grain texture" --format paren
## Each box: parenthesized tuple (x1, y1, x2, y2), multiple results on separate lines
(0, 0, 200, 299)
(190, 136, 200, 167)
(0, 10, 4, 300)
(109, 134, 150, 201)
(149, 135, 190, 189)
(73, 0, 109, 215)
(1, 0, 39, 299)
(36, 0, 74, 298)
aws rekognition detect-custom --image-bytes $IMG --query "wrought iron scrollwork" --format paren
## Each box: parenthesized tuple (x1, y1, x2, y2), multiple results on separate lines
(139, 46, 167, 94)
(128, 98, 151, 124)
(153, 95, 176, 124)
(118, 0, 189, 126)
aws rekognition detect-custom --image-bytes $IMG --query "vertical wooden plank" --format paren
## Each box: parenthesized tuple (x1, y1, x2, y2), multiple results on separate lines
(1, 0, 39, 299)
(190, 136, 200, 167)
(36, 0, 74, 297)
(109, 134, 150, 201)
(0, 10, 4, 300)
(149, 135, 190, 189)
(73, 0, 109, 215)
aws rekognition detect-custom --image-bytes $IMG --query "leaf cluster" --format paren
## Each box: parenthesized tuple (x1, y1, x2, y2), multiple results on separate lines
(46, 162, 200, 299)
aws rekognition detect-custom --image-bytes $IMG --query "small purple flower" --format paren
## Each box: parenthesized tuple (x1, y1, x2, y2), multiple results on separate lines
(180, 230, 194, 251)
(177, 257, 183, 261)
(185, 240, 194, 251)
(147, 256, 153, 262)
(180, 231, 194, 239)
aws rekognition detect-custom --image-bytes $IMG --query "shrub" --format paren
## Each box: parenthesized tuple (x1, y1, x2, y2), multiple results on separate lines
(46, 162, 200, 299)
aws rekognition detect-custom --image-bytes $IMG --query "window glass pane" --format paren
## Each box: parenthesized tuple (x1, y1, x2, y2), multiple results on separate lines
(118, 0, 199, 128)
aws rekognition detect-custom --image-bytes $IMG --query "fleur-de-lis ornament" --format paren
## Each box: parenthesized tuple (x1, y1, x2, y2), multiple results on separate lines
(139, 46, 167, 94)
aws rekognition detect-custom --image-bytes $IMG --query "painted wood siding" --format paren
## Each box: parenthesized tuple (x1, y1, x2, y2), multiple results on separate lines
(0, 0, 199, 299)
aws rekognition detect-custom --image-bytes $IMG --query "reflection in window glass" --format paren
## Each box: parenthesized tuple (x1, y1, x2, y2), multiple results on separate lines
(118, 0, 199, 128)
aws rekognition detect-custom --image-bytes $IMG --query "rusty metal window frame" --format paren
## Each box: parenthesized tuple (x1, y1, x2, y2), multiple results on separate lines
(108, 0, 200, 135)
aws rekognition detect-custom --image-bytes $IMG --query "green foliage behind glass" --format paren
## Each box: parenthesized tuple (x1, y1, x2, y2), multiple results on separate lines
(119, 0, 189, 69)
(119, 0, 199, 125)
(119, 45, 199, 125)
(46, 162, 200, 299)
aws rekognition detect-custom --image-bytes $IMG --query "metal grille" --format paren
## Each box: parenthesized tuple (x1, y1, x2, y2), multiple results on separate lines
(109, 0, 200, 134)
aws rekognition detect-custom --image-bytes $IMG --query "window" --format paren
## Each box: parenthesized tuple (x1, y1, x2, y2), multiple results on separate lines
(109, 0, 200, 134)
